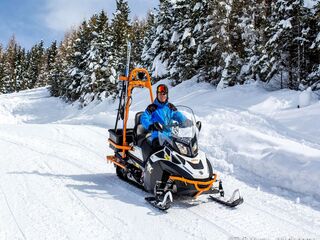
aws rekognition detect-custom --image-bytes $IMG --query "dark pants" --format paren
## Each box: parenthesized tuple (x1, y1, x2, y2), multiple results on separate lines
(141, 138, 163, 164)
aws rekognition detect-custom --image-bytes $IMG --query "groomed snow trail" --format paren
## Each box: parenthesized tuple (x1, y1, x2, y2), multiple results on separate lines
(0, 86, 319, 240)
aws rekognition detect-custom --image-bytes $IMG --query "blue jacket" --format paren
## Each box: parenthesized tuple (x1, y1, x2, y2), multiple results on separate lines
(141, 99, 186, 141)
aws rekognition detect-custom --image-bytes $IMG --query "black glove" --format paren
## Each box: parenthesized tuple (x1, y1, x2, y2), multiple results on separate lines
(149, 122, 163, 132)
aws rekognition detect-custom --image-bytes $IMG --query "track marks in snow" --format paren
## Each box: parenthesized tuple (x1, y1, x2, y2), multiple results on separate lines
(0, 183, 27, 240)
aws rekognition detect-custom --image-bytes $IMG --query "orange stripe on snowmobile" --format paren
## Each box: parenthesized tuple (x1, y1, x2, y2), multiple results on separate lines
(106, 155, 126, 169)
(119, 76, 128, 81)
(169, 174, 218, 198)
(108, 139, 132, 151)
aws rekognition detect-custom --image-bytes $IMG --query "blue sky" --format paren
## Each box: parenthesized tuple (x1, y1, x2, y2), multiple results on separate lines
(0, 0, 158, 49)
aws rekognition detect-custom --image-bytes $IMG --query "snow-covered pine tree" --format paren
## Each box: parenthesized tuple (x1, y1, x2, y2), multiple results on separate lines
(179, 0, 211, 82)
(25, 41, 45, 89)
(110, 0, 131, 75)
(37, 41, 58, 89)
(141, 11, 157, 73)
(228, 0, 263, 83)
(0, 44, 4, 93)
(217, 0, 245, 87)
(306, 2, 320, 89)
(14, 46, 26, 91)
(168, 0, 195, 83)
(145, 0, 175, 80)
(47, 41, 62, 97)
(1, 36, 18, 93)
(36, 47, 50, 88)
(199, 0, 234, 87)
(65, 21, 92, 101)
(257, 0, 307, 89)
(130, 17, 147, 68)
(81, 11, 115, 106)
(56, 30, 78, 98)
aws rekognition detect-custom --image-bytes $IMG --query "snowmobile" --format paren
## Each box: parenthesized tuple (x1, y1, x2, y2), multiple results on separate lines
(106, 67, 243, 211)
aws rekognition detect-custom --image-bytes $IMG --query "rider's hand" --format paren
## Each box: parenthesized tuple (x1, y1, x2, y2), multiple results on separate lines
(149, 122, 163, 132)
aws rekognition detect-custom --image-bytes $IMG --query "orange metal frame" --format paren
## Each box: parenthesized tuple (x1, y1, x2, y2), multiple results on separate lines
(107, 68, 154, 159)
(169, 174, 218, 198)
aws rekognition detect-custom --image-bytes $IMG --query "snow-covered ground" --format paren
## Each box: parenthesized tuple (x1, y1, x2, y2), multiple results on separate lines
(0, 81, 320, 240)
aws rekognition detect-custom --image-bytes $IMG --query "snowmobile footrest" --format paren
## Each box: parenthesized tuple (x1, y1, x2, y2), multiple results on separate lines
(145, 191, 173, 211)
(145, 197, 171, 211)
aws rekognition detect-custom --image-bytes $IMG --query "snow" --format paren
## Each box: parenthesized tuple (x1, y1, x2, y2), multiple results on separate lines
(279, 19, 292, 29)
(298, 87, 314, 107)
(189, 38, 196, 47)
(0, 84, 320, 239)
(152, 54, 168, 78)
(193, 23, 202, 33)
(193, 2, 201, 11)
(304, 0, 318, 9)
(170, 31, 179, 43)
(181, 28, 191, 41)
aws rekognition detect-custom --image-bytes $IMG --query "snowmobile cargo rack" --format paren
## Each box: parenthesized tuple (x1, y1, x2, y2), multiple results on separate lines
(107, 68, 154, 158)
(108, 128, 134, 151)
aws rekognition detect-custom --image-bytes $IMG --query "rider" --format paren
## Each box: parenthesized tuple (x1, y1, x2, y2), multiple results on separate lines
(141, 84, 187, 149)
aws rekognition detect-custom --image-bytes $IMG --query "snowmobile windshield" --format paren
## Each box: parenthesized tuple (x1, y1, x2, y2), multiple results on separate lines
(158, 106, 199, 157)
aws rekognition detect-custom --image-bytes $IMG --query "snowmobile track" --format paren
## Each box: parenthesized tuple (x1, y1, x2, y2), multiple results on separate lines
(0, 183, 27, 240)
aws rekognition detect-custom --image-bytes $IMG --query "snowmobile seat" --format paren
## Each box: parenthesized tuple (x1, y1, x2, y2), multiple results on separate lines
(134, 111, 149, 146)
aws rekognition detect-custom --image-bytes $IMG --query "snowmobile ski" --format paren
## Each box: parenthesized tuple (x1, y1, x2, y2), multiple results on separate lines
(209, 189, 243, 208)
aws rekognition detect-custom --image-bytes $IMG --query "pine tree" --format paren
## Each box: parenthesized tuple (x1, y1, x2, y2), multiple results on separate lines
(306, 2, 320, 89)
(130, 17, 147, 68)
(56, 29, 78, 98)
(198, 0, 233, 87)
(48, 41, 64, 97)
(81, 11, 115, 105)
(45, 41, 59, 95)
(110, 0, 131, 75)
(66, 21, 92, 101)
(2, 36, 18, 93)
(0, 44, 4, 93)
(145, 0, 175, 79)
(169, 0, 196, 83)
(25, 41, 45, 89)
(257, 0, 308, 89)
(14, 46, 26, 91)
(141, 11, 157, 72)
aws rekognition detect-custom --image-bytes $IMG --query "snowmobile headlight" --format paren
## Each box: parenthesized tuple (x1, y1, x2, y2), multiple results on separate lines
(192, 142, 198, 153)
(176, 142, 188, 155)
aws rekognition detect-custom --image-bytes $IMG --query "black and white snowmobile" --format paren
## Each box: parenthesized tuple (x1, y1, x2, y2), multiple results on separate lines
(107, 68, 243, 211)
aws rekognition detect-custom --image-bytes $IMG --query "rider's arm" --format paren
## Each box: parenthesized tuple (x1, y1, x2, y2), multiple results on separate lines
(141, 111, 152, 130)
(141, 104, 157, 130)
(168, 103, 186, 123)
(172, 111, 186, 123)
